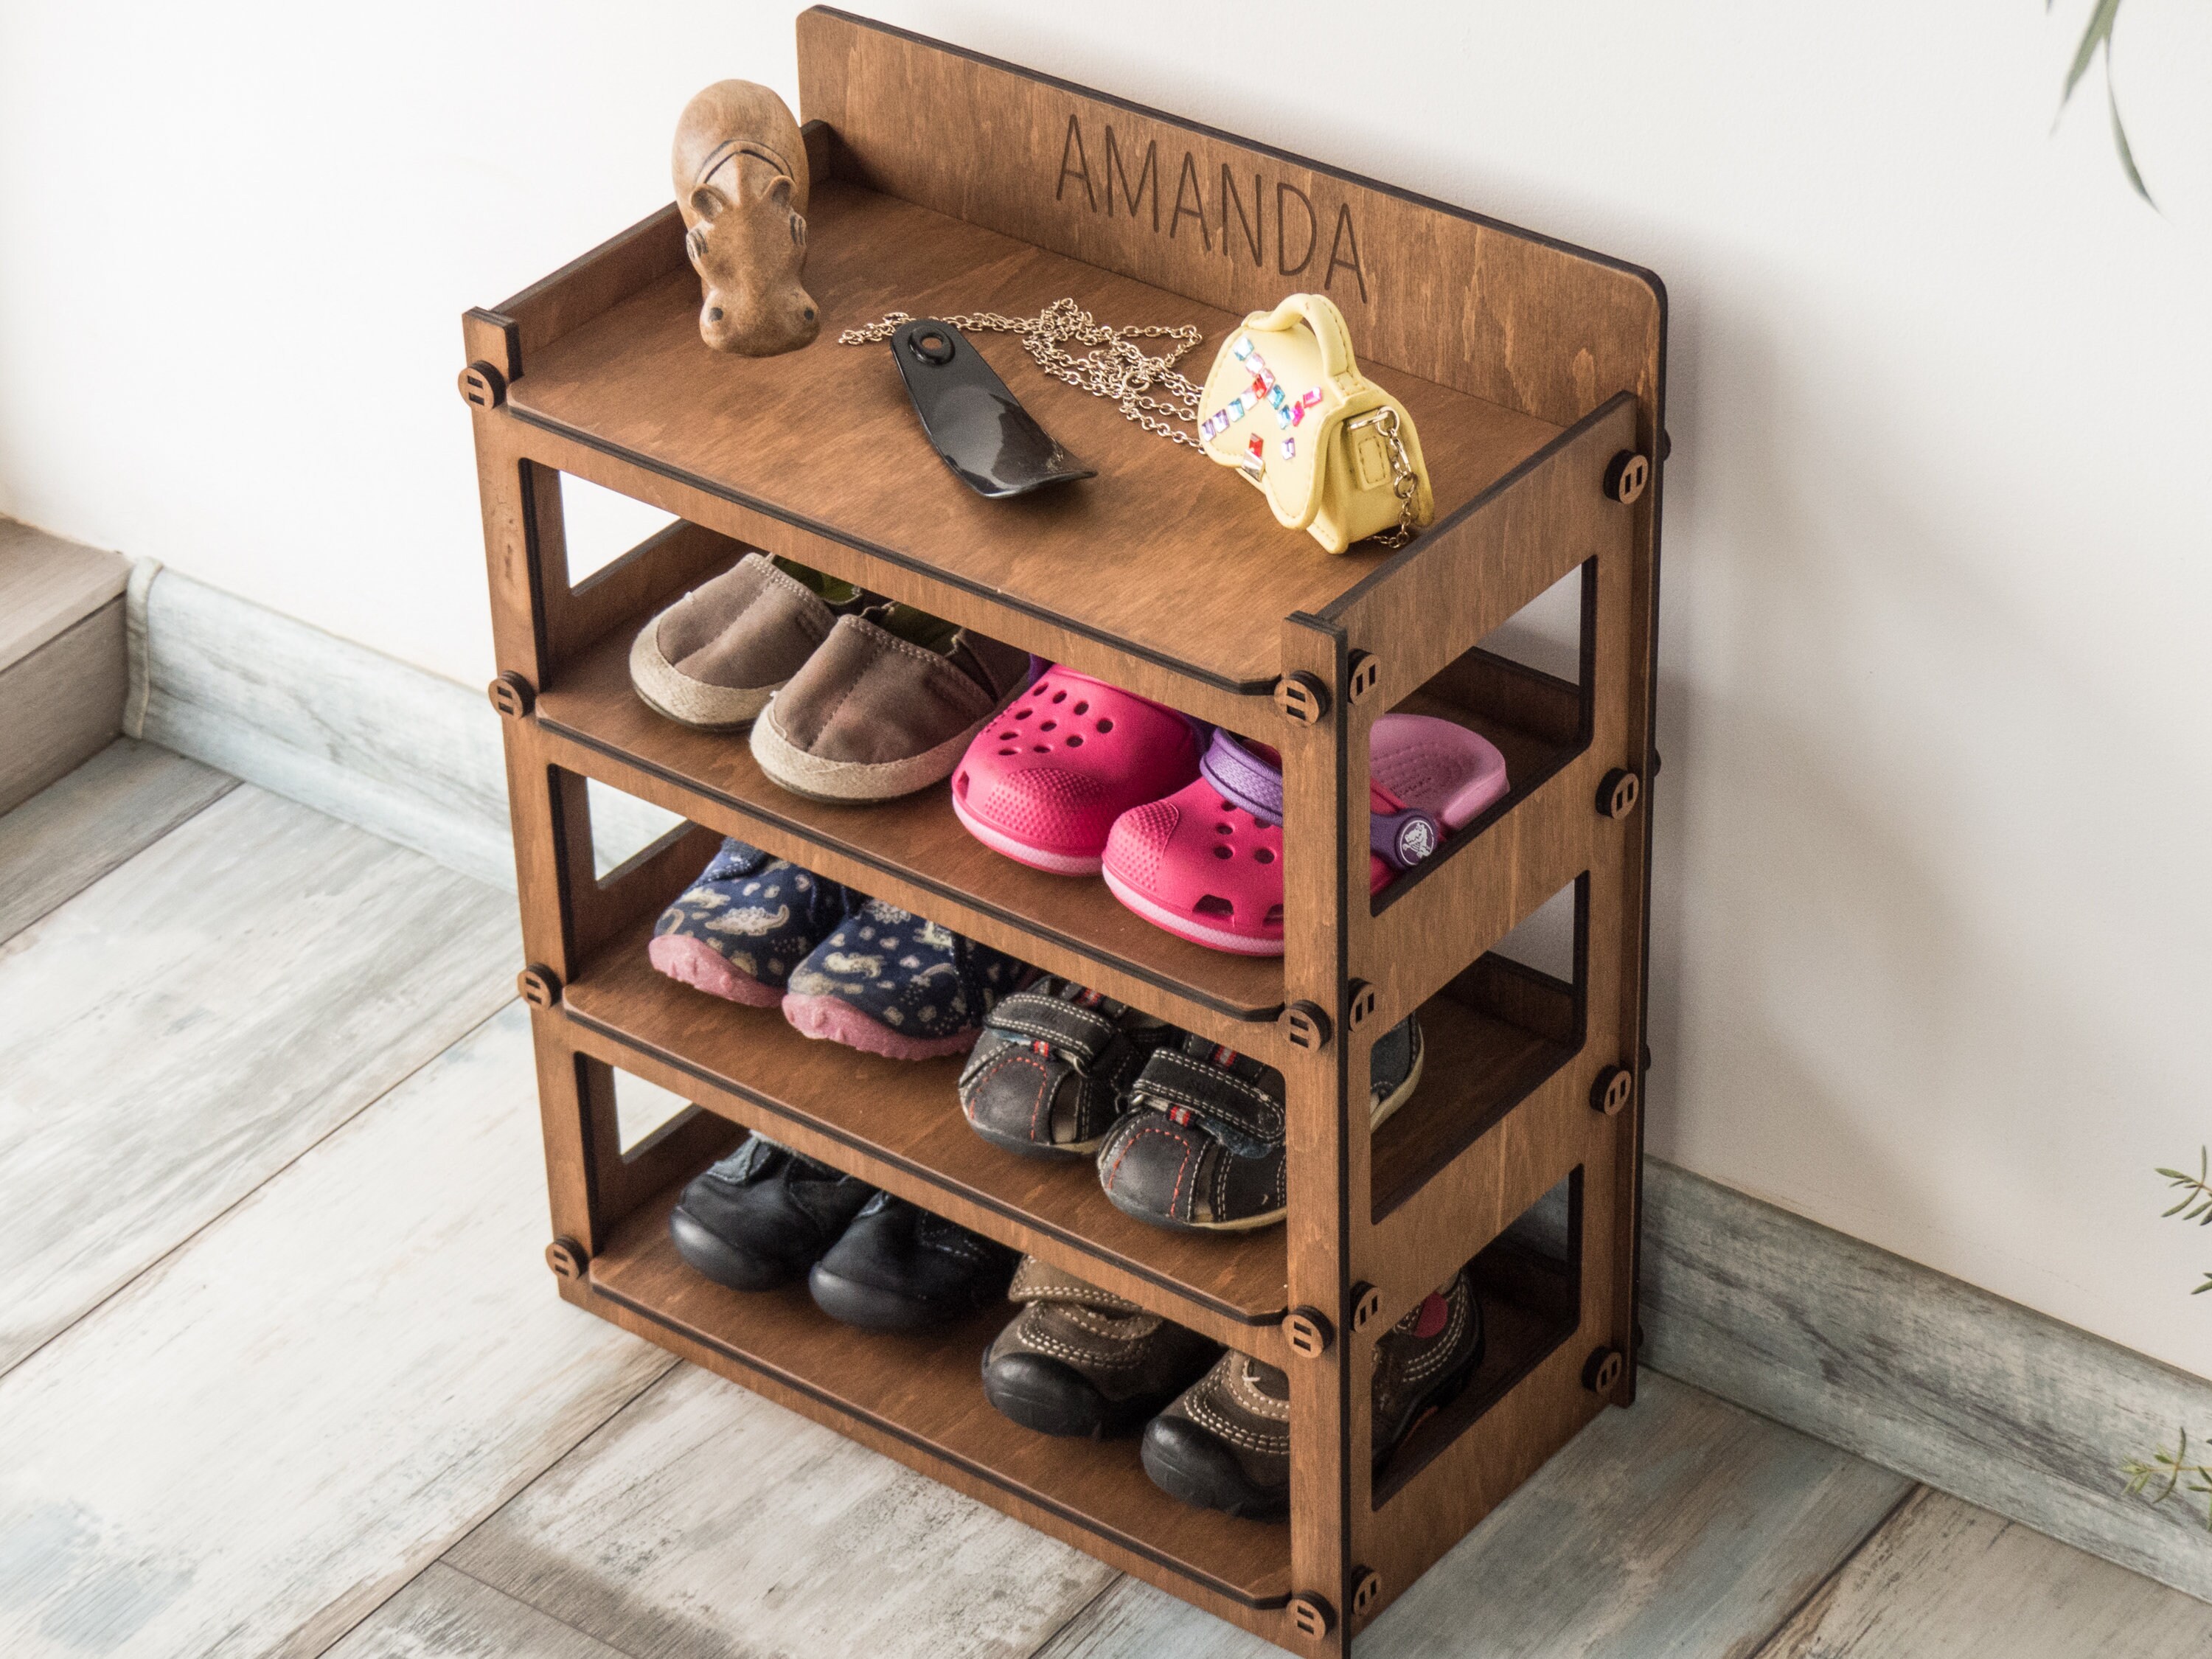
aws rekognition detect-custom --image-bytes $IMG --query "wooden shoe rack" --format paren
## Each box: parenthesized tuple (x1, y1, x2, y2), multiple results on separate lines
(462, 10, 1663, 1652)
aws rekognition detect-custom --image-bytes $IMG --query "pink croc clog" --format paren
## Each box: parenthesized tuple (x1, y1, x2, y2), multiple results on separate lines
(1100, 715, 1509, 956)
(950, 667, 1202, 876)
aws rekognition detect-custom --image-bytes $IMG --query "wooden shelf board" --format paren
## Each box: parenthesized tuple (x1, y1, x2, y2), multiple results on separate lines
(507, 178, 1563, 698)
(1372, 986, 1579, 1222)
(534, 610, 1589, 1034)
(586, 1182, 1291, 1607)
(563, 906, 1581, 1335)
(563, 908, 1294, 1329)
(534, 620, 1285, 1024)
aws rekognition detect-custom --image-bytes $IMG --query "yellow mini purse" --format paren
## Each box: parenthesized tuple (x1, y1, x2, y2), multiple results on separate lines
(1195, 293, 1433, 554)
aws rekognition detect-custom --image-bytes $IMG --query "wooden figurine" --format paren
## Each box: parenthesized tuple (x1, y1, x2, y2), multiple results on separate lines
(672, 80, 818, 355)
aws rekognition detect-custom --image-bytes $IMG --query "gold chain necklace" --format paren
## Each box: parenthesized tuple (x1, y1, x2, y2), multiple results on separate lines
(838, 297, 1207, 450)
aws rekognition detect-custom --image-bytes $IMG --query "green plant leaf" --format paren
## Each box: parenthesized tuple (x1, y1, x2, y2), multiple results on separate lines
(2107, 77, 2154, 204)
(2053, 0, 2157, 208)
(2063, 0, 2124, 105)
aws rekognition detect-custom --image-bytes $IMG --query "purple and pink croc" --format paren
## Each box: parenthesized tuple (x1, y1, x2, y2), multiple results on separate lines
(1100, 715, 1508, 956)
(951, 666, 1201, 876)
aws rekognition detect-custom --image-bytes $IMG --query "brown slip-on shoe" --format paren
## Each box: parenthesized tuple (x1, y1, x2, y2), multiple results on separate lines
(750, 606, 1034, 802)
(629, 552, 867, 730)
(980, 1256, 1219, 1439)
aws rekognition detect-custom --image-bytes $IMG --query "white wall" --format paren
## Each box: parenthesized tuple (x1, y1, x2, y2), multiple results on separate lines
(4, 1, 2208, 1376)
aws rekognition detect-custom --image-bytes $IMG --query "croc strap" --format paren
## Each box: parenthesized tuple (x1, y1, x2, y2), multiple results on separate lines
(987, 989, 1122, 1068)
(1198, 729, 1441, 874)
(1132, 1048, 1285, 1147)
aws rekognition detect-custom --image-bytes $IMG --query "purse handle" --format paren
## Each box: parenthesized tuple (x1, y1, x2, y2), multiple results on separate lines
(1240, 293, 1360, 386)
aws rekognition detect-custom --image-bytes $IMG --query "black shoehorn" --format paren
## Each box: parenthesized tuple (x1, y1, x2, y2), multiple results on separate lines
(887, 319, 1096, 499)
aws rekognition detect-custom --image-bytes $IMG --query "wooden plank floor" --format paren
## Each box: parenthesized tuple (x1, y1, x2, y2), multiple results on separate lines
(2, 742, 2205, 1659)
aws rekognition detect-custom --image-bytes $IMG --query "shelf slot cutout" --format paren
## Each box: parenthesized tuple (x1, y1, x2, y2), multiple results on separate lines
(1372, 557, 1594, 921)
(556, 470, 682, 590)
(1373, 1165, 1584, 1509)
(605, 1061, 704, 1159)
(1371, 873, 1587, 1222)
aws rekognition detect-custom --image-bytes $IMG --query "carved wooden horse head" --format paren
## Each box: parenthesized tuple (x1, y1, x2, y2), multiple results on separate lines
(672, 81, 819, 356)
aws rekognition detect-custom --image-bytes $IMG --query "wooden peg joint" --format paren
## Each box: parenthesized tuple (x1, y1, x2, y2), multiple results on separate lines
(1281, 1001, 1332, 1051)
(1597, 768, 1640, 820)
(546, 1237, 587, 1279)
(1284, 1307, 1334, 1357)
(488, 672, 536, 718)
(1604, 449, 1649, 504)
(1287, 1595, 1336, 1640)
(1346, 980, 1377, 1031)
(1273, 672, 1330, 725)
(1583, 1344, 1626, 1394)
(459, 361, 508, 409)
(1352, 1568, 1382, 1619)
(1350, 1281, 1383, 1333)
(1346, 650, 1381, 703)
(518, 964, 563, 1008)
(1590, 1065, 1632, 1117)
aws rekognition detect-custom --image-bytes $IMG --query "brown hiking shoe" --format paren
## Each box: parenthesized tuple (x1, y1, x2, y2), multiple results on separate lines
(750, 605, 1034, 801)
(630, 552, 869, 730)
(980, 1257, 1218, 1439)
(1139, 1270, 1483, 1518)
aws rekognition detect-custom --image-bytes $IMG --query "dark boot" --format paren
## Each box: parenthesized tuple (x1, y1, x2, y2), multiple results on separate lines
(669, 1135, 876, 1291)
(980, 1256, 1217, 1437)
(807, 1192, 1019, 1333)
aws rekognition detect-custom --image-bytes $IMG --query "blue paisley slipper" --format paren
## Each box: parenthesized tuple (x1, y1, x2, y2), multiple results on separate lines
(782, 897, 1030, 1059)
(649, 839, 859, 1006)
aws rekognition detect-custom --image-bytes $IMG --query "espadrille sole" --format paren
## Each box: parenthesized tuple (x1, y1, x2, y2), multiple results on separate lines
(748, 697, 1003, 804)
(628, 623, 780, 731)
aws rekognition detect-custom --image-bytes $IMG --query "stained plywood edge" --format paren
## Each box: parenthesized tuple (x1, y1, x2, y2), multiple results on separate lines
(0, 516, 128, 668)
(1642, 1158, 2212, 1606)
(1748, 1487, 2212, 1659)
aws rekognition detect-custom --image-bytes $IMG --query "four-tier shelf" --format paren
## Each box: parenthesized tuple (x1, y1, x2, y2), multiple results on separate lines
(462, 10, 1664, 1652)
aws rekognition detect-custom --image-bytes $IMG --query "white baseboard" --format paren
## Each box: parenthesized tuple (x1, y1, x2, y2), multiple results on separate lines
(127, 563, 673, 889)
(128, 561, 2212, 1601)
(1645, 1161, 2212, 1601)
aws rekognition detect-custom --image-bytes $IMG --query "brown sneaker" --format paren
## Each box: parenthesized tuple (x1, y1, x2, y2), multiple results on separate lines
(981, 1256, 1219, 1438)
(1139, 1270, 1482, 1518)
(749, 605, 1034, 802)
(629, 552, 869, 730)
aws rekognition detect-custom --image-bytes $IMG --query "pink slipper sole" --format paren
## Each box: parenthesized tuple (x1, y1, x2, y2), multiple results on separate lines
(781, 992, 984, 1060)
(951, 667, 1200, 875)
(950, 789, 1104, 875)
(647, 933, 785, 1008)
(1099, 866, 1287, 957)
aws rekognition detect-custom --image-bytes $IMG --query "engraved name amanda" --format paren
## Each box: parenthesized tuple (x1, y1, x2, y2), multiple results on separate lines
(1053, 113, 1371, 302)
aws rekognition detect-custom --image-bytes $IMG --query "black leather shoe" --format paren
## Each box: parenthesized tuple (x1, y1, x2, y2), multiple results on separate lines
(668, 1135, 877, 1291)
(808, 1192, 1019, 1333)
